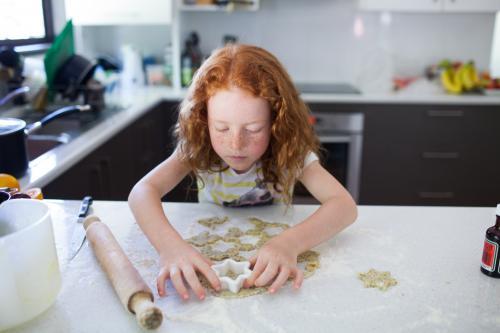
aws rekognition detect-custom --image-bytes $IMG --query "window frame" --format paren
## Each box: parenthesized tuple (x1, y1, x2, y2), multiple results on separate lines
(0, 0, 55, 48)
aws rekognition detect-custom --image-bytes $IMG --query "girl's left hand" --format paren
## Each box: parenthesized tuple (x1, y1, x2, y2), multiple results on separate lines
(245, 237, 304, 293)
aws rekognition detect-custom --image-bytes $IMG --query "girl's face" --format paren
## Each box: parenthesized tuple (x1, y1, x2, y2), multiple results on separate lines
(207, 86, 271, 174)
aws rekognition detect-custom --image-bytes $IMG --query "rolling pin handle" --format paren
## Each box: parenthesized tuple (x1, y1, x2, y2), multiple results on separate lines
(130, 292, 163, 330)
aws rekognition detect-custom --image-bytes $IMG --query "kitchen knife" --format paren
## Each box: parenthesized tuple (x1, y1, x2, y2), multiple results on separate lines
(69, 196, 93, 260)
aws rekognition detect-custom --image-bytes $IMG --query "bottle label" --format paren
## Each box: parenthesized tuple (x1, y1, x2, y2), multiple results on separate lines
(481, 238, 498, 272)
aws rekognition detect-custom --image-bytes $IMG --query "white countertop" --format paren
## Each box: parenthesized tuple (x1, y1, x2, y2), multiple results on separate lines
(6, 200, 500, 333)
(17, 85, 500, 190)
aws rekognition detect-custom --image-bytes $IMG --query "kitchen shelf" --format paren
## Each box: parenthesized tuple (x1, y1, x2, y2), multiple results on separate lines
(179, 1, 259, 12)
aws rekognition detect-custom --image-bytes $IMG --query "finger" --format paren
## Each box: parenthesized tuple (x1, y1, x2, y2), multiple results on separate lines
(255, 263, 279, 287)
(195, 259, 221, 291)
(293, 268, 304, 289)
(182, 265, 206, 300)
(268, 268, 290, 293)
(170, 265, 189, 300)
(246, 257, 267, 287)
(156, 267, 170, 297)
(249, 255, 257, 267)
(200, 255, 213, 267)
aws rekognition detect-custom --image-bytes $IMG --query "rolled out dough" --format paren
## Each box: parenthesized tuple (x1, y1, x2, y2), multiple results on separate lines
(186, 216, 320, 298)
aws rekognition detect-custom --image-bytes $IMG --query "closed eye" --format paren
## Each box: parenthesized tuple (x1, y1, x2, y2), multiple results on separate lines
(246, 127, 263, 133)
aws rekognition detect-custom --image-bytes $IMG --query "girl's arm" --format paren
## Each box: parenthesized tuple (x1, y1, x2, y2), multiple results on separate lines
(246, 161, 357, 292)
(128, 150, 221, 299)
(280, 160, 358, 254)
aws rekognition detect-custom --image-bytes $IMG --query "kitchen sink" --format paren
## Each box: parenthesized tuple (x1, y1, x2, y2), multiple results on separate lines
(26, 134, 70, 160)
(16, 103, 125, 161)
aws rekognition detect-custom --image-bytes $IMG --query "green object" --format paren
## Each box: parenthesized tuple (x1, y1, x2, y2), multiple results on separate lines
(44, 20, 75, 99)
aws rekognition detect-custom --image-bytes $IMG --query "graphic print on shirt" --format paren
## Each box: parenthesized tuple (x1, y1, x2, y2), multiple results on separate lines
(222, 178, 273, 207)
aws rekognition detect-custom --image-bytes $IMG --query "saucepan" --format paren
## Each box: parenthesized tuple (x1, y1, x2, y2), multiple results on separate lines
(0, 104, 91, 177)
(0, 199, 61, 330)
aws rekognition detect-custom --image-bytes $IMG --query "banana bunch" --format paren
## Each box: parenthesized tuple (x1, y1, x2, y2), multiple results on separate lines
(439, 60, 480, 94)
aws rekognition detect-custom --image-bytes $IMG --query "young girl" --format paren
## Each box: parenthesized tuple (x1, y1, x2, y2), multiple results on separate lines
(128, 44, 357, 301)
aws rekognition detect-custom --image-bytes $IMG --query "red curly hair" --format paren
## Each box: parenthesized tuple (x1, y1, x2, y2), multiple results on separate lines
(175, 44, 320, 204)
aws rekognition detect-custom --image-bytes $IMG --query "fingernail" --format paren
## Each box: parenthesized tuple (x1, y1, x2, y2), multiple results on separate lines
(269, 288, 275, 293)
(199, 294, 205, 300)
(183, 294, 189, 300)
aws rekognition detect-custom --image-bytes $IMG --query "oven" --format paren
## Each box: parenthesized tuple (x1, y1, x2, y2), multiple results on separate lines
(293, 112, 364, 203)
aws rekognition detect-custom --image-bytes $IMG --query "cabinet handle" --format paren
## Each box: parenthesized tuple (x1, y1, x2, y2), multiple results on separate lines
(426, 110, 464, 117)
(418, 191, 455, 199)
(422, 152, 460, 159)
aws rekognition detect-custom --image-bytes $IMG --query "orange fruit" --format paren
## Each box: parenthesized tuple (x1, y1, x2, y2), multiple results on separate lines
(0, 173, 20, 191)
(24, 188, 44, 200)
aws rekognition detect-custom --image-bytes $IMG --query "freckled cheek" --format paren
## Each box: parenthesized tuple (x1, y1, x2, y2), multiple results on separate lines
(247, 134, 271, 156)
(209, 133, 227, 153)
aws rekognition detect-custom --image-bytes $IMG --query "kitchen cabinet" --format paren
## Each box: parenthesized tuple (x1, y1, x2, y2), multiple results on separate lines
(43, 101, 197, 201)
(359, 103, 500, 206)
(307, 101, 500, 206)
(65, 0, 173, 25)
(358, 0, 500, 13)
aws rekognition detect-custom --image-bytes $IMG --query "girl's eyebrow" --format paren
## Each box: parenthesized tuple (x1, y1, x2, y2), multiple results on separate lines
(212, 119, 267, 125)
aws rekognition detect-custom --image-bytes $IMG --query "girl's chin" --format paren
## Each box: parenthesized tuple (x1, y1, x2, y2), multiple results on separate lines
(225, 158, 253, 174)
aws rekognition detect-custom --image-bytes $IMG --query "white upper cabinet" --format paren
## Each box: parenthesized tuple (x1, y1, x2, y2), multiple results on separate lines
(65, 0, 172, 25)
(358, 0, 500, 13)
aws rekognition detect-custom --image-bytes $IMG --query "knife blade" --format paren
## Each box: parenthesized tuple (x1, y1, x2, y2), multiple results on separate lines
(69, 196, 93, 260)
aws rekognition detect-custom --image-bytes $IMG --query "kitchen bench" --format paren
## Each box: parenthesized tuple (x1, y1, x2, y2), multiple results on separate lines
(6, 201, 500, 332)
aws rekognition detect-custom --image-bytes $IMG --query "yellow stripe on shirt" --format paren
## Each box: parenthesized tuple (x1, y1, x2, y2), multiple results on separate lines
(211, 190, 241, 201)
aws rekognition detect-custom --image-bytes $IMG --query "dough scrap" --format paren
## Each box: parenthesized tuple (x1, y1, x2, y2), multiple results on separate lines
(189, 216, 320, 298)
(198, 216, 229, 229)
(358, 269, 397, 291)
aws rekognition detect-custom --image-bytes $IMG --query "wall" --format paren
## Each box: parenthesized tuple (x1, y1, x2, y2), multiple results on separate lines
(59, 0, 496, 93)
(180, 0, 495, 92)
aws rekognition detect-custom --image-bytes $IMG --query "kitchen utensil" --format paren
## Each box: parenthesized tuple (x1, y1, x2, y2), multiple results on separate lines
(83, 215, 163, 330)
(0, 104, 91, 177)
(68, 195, 93, 261)
(211, 259, 252, 293)
(0, 199, 61, 331)
(44, 20, 75, 99)
(53, 54, 97, 101)
(0, 86, 30, 107)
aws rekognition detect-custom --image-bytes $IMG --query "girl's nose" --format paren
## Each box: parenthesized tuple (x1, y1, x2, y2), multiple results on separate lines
(231, 131, 245, 150)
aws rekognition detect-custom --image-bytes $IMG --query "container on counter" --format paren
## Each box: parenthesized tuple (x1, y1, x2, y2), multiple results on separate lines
(481, 204, 500, 278)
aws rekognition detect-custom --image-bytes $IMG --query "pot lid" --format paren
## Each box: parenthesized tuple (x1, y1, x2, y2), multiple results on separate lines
(0, 118, 26, 135)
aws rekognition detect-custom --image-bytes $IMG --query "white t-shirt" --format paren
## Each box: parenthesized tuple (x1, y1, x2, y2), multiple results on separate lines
(197, 152, 318, 207)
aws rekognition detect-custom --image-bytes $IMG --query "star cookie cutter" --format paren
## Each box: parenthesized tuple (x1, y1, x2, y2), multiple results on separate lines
(211, 259, 252, 293)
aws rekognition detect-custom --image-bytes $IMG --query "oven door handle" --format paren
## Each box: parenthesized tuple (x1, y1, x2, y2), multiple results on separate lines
(318, 135, 353, 143)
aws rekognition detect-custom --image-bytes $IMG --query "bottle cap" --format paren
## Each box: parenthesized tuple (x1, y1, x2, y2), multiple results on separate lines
(497, 204, 500, 216)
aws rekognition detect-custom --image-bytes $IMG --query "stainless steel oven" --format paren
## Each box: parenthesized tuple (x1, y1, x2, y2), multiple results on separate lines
(294, 112, 364, 203)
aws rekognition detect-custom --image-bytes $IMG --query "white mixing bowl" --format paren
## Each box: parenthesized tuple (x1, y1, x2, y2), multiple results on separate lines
(0, 199, 61, 330)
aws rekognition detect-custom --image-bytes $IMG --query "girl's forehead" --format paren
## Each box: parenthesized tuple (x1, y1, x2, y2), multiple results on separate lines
(207, 87, 270, 123)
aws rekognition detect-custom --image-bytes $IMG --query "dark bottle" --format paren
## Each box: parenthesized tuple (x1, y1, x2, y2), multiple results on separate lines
(188, 32, 203, 75)
(181, 40, 193, 87)
(481, 204, 500, 278)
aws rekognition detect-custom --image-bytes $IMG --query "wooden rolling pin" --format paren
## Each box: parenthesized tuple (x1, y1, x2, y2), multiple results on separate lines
(83, 215, 163, 330)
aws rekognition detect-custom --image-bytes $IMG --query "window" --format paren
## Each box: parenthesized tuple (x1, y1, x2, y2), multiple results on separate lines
(0, 0, 54, 48)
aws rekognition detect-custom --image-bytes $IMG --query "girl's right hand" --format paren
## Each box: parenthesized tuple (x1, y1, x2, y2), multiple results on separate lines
(156, 239, 221, 300)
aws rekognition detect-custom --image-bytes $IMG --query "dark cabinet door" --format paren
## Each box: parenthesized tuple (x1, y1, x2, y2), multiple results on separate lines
(360, 104, 500, 206)
(43, 101, 179, 200)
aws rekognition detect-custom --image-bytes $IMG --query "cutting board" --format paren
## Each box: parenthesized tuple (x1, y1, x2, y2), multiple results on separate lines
(44, 20, 75, 98)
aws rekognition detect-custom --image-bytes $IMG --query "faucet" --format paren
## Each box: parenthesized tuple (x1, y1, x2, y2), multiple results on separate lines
(0, 86, 30, 107)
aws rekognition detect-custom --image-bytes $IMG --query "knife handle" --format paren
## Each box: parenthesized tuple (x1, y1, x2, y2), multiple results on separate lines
(83, 215, 163, 330)
(78, 196, 93, 218)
